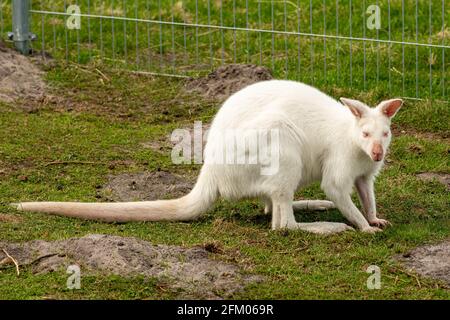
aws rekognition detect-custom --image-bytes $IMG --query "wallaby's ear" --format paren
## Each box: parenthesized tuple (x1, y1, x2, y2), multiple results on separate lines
(378, 99, 403, 118)
(340, 97, 367, 118)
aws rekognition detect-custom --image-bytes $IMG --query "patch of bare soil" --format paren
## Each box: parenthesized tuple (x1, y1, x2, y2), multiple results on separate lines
(185, 64, 273, 101)
(101, 171, 194, 202)
(391, 125, 450, 142)
(416, 172, 450, 190)
(397, 240, 450, 286)
(0, 234, 260, 299)
(0, 41, 46, 103)
(0, 214, 22, 223)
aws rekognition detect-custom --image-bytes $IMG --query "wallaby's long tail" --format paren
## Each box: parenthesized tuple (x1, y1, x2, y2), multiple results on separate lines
(12, 170, 217, 222)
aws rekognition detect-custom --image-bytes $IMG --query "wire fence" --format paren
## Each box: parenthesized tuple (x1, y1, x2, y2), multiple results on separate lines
(1, 1, 449, 101)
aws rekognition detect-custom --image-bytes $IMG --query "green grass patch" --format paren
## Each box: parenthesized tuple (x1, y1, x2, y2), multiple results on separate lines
(0, 63, 449, 299)
(1, 0, 448, 100)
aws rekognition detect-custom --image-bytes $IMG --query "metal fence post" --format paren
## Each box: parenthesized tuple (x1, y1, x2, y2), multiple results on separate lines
(10, 0, 31, 55)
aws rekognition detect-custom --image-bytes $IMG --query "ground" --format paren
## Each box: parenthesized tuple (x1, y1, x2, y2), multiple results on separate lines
(0, 234, 261, 299)
(0, 41, 449, 299)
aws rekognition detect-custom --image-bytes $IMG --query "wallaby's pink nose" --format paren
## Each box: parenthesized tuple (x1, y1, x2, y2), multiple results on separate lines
(371, 143, 383, 161)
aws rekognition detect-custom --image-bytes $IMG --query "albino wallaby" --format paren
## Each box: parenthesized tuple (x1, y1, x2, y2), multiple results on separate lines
(13, 80, 403, 234)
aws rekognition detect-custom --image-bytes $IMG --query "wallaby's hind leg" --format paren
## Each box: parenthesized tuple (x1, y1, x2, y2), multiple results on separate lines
(271, 202, 280, 230)
(263, 198, 272, 215)
(271, 196, 352, 234)
(291, 222, 354, 234)
(271, 196, 295, 230)
(292, 200, 335, 211)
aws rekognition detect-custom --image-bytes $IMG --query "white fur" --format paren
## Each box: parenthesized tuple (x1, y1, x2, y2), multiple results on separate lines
(14, 80, 402, 234)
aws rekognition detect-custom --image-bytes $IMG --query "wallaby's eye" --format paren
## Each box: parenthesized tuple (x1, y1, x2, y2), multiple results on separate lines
(362, 132, 370, 138)
(383, 131, 389, 137)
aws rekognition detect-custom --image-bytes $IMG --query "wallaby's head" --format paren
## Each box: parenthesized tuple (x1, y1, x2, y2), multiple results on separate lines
(340, 97, 403, 162)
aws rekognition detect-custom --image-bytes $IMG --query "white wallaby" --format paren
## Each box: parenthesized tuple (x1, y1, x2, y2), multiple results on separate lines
(13, 80, 403, 234)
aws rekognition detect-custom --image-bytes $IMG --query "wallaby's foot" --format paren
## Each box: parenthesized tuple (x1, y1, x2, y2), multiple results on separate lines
(288, 222, 354, 234)
(361, 226, 383, 233)
(9, 203, 21, 210)
(292, 200, 335, 211)
(368, 218, 391, 228)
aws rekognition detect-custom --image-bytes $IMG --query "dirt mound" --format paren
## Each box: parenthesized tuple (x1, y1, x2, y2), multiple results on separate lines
(185, 64, 273, 101)
(0, 41, 46, 103)
(101, 171, 194, 202)
(397, 239, 450, 286)
(416, 172, 450, 190)
(0, 234, 259, 298)
(0, 213, 22, 223)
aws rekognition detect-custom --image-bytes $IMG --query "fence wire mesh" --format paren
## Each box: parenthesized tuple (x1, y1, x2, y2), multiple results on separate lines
(1, 1, 449, 101)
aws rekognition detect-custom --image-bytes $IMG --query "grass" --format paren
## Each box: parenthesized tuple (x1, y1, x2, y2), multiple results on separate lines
(1, 0, 449, 100)
(0, 60, 449, 299)
(0, 0, 449, 300)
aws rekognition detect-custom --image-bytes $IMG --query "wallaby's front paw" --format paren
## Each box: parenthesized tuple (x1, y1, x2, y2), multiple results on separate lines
(369, 218, 391, 228)
(362, 226, 383, 233)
